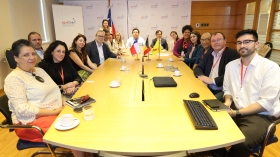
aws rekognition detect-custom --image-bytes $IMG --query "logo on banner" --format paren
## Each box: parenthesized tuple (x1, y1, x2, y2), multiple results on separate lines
(151, 25, 158, 30)
(97, 15, 104, 20)
(171, 25, 178, 29)
(86, 4, 93, 9)
(130, 4, 138, 8)
(141, 15, 148, 19)
(181, 15, 189, 19)
(172, 3, 179, 8)
(151, 3, 158, 8)
(87, 26, 95, 31)
(117, 15, 124, 19)
(161, 14, 168, 19)
(62, 18, 76, 26)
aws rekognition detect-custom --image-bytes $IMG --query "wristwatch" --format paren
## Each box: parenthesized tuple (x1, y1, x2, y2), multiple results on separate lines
(236, 109, 242, 117)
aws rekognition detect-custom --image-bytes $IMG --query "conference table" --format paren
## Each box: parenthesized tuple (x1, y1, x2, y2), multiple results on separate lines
(43, 51, 245, 156)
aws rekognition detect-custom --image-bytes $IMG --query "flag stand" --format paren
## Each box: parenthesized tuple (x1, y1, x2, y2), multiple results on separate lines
(156, 39, 162, 61)
(135, 54, 140, 61)
(146, 52, 151, 61)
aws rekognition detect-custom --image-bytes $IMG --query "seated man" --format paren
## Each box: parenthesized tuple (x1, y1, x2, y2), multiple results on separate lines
(87, 30, 119, 66)
(192, 32, 213, 70)
(126, 28, 145, 48)
(150, 30, 168, 50)
(28, 32, 44, 63)
(103, 29, 114, 53)
(193, 32, 239, 101)
(212, 29, 280, 157)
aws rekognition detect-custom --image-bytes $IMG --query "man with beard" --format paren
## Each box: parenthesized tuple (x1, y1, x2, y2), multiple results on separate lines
(211, 29, 280, 157)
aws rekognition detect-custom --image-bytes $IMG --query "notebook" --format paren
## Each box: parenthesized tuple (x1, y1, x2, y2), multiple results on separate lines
(152, 77, 177, 87)
(66, 95, 96, 109)
(202, 99, 230, 111)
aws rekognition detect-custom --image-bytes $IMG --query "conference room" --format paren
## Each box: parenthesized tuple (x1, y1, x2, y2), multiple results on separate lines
(0, 0, 279, 157)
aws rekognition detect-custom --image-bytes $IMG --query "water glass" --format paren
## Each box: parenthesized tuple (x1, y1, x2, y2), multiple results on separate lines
(83, 105, 94, 121)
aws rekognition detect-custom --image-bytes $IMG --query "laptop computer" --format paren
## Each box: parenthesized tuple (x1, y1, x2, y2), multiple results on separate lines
(152, 77, 177, 87)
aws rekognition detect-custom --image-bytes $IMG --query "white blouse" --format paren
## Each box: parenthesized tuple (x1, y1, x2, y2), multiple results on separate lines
(4, 68, 62, 125)
(112, 39, 125, 50)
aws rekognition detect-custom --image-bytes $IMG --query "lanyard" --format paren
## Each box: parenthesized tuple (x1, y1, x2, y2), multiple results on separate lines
(240, 61, 248, 88)
(211, 48, 225, 71)
(56, 64, 64, 85)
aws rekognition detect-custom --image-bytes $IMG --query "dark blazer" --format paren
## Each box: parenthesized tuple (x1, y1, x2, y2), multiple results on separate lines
(86, 40, 117, 66)
(38, 60, 82, 85)
(193, 47, 240, 87)
(150, 38, 168, 50)
(184, 44, 203, 69)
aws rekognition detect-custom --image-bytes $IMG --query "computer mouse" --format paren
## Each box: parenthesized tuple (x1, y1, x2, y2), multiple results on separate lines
(189, 92, 200, 98)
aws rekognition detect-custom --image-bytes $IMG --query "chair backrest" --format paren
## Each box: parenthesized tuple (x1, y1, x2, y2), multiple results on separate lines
(5, 48, 17, 70)
(264, 42, 273, 59)
(0, 94, 13, 126)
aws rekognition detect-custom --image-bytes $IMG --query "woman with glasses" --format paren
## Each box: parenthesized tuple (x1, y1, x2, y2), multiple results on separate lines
(169, 31, 179, 52)
(69, 34, 97, 81)
(4, 39, 85, 157)
(38, 40, 82, 96)
(173, 25, 193, 58)
(112, 32, 125, 53)
(179, 31, 203, 69)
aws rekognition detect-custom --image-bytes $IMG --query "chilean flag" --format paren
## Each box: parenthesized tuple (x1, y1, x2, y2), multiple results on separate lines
(130, 40, 141, 56)
(107, 7, 116, 36)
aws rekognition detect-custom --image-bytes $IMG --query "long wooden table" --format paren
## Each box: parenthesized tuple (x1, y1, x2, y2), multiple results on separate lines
(43, 51, 245, 155)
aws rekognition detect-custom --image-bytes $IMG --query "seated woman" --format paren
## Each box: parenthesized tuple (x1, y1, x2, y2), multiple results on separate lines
(179, 31, 203, 69)
(173, 25, 193, 58)
(69, 34, 97, 81)
(38, 40, 82, 96)
(169, 31, 179, 52)
(112, 32, 125, 53)
(4, 39, 85, 157)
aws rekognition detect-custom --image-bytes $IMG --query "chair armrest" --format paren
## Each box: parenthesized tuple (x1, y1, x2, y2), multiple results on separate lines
(0, 125, 45, 136)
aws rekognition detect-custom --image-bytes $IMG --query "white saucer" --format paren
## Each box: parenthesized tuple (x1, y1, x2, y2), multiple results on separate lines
(173, 74, 182, 77)
(110, 84, 120, 88)
(55, 118, 80, 130)
(157, 66, 164, 68)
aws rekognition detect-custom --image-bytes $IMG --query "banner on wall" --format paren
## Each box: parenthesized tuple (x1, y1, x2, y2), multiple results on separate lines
(64, 1, 128, 42)
(52, 4, 84, 47)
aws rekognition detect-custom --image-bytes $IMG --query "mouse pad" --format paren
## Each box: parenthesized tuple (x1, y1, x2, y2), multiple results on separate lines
(153, 77, 177, 87)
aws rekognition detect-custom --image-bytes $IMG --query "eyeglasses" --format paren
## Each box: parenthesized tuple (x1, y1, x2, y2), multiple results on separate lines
(236, 40, 255, 46)
(211, 38, 223, 43)
(31, 39, 42, 42)
(200, 38, 210, 42)
(97, 35, 104, 38)
(32, 72, 44, 83)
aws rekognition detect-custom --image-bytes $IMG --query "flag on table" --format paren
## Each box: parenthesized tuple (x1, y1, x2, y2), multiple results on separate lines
(143, 36, 151, 55)
(151, 39, 160, 54)
(107, 7, 116, 36)
(130, 40, 141, 56)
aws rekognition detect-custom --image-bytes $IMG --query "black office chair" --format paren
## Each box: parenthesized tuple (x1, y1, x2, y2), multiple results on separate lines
(264, 42, 273, 59)
(0, 94, 73, 157)
(4, 48, 17, 70)
(251, 117, 280, 157)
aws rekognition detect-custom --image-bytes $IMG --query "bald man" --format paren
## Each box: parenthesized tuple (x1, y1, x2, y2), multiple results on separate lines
(192, 32, 213, 69)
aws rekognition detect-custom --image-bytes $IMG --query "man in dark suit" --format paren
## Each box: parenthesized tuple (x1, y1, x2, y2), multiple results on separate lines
(87, 30, 119, 66)
(193, 32, 240, 101)
(150, 30, 168, 50)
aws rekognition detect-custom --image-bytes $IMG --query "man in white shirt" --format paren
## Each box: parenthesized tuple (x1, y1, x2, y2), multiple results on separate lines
(212, 29, 280, 157)
(126, 28, 145, 48)
(28, 32, 44, 63)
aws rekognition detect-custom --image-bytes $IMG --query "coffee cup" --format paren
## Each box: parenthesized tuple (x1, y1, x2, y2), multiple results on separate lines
(157, 63, 163, 67)
(121, 65, 126, 70)
(60, 114, 74, 127)
(174, 70, 181, 76)
(169, 58, 173, 62)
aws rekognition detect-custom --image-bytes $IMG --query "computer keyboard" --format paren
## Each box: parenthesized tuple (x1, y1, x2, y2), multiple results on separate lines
(183, 100, 218, 130)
